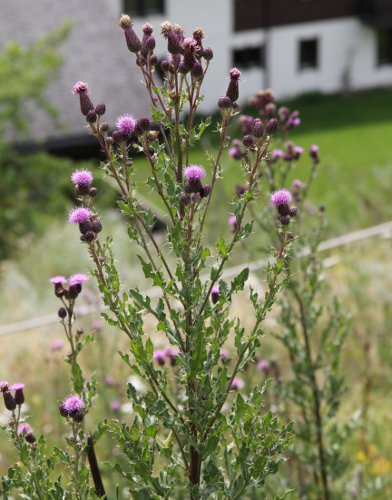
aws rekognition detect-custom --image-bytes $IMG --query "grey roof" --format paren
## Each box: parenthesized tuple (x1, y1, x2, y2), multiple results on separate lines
(1, 0, 150, 142)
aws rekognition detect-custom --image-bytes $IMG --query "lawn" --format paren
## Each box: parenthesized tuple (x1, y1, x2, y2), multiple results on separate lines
(132, 88, 392, 237)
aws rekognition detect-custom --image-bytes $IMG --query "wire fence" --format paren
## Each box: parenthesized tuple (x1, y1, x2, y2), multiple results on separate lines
(0, 220, 391, 338)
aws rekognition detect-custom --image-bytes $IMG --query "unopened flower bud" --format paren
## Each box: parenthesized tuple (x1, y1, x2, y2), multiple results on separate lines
(200, 184, 211, 197)
(58, 307, 67, 319)
(86, 110, 97, 123)
(203, 47, 213, 61)
(226, 67, 241, 102)
(160, 59, 170, 73)
(95, 102, 106, 116)
(252, 119, 264, 138)
(289, 206, 298, 217)
(91, 220, 102, 233)
(218, 96, 232, 109)
(138, 117, 150, 132)
(242, 135, 254, 148)
(278, 215, 291, 226)
(148, 130, 159, 141)
(3, 391, 16, 411)
(119, 15, 142, 53)
(179, 192, 190, 206)
(191, 61, 203, 80)
(277, 204, 291, 216)
(84, 231, 95, 242)
(266, 118, 279, 135)
(211, 285, 220, 304)
(100, 122, 109, 132)
(25, 433, 36, 444)
(89, 187, 97, 197)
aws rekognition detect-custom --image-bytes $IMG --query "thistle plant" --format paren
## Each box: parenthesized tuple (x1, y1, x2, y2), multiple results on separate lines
(67, 17, 294, 498)
(229, 90, 351, 498)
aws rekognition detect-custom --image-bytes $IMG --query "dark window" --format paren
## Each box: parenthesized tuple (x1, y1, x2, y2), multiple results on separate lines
(377, 28, 392, 65)
(234, 0, 264, 31)
(123, 0, 165, 17)
(233, 46, 265, 69)
(299, 39, 318, 70)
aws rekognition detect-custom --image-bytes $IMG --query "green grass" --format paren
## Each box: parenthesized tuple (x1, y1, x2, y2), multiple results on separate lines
(133, 88, 392, 238)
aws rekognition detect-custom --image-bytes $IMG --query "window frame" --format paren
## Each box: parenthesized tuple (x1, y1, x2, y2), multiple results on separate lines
(298, 38, 319, 71)
(232, 45, 265, 70)
(377, 28, 392, 66)
(123, 0, 165, 17)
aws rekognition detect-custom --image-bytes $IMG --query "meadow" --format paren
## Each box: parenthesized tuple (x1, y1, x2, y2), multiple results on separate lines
(1, 86, 392, 497)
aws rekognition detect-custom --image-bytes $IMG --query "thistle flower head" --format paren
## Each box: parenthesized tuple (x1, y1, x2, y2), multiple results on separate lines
(116, 114, 136, 136)
(310, 144, 319, 154)
(228, 215, 237, 226)
(10, 383, 24, 391)
(71, 170, 93, 187)
(294, 146, 304, 155)
(184, 165, 206, 182)
(62, 394, 84, 415)
(161, 21, 172, 36)
(51, 339, 64, 352)
(69, 207, 92, 224)
(220, 348, 229, 360)
(72, 81, 89, 95)
(230, 377, 244, 390)
(270, 189, 292, 206)
(69, 273, 89, 286)
(272, 149, 284, 159)
(110, 400, 121, 411)
(0, 381, 8, 392)
(153, 350, 166, 366)
(193, 27, 204, 41)
(119, 14, 133, 29)
(257, 359, 270, 372)
(143, 23, 153, 34)
(17, 423, 33, 436)
(229, 67, 241, 80)
(50, 276, 67, 285)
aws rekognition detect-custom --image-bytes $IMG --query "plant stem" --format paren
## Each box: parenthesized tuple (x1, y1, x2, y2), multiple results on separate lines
(294, 289, 330, 500)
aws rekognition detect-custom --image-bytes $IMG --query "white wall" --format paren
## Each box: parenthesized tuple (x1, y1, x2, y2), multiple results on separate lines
(111, 1, 392, 109)
(269, 17, 392, 98)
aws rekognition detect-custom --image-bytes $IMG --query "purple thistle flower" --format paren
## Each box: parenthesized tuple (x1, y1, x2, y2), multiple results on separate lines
(69, 207, 92, 224)
(226, 67, 241, 102)
(116, 114, 137, 136)
(105, 376, 115, 387)
(292, 179, 303, 190)
(69, 273, 89, 286)
(230, 377, 244, 391)
(310, 144, 319, 154)
(228, 215, 238, 233)
(50, 276, 67, 285)
(17, 422, 33, 436)
(153, 350, 166, 366)
(110, 400, 121, 411)
(10, 383, 24, 392)
(184, 165, 206, 182)
(72, 81, 94, 116)
(294, 146, 304, 157)
(71, 170, 93, 187)
(0, 381, 8, 392)
(72, 81, 90, 95)
(229, 146, 243, 160)
(12, 384, 25, 407)
(92, 320, 101, 331)
(211, 285, 220, 304)
(257, 360, 270, 373)
(62, 395, 84, 415)
(272, 149, 284, 160)
(270, 189, 292, 206)
(164, 347, 180, 359)
(220, 348, 229, 361)
(51, 339, 64, 352)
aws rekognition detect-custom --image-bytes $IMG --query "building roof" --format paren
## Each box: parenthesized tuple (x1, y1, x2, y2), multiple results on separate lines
(0, 0, 150, 143)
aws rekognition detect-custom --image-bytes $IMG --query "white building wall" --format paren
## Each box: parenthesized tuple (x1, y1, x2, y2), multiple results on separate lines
(269, 18, 392, 99)
(110, 1, 392, 110)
